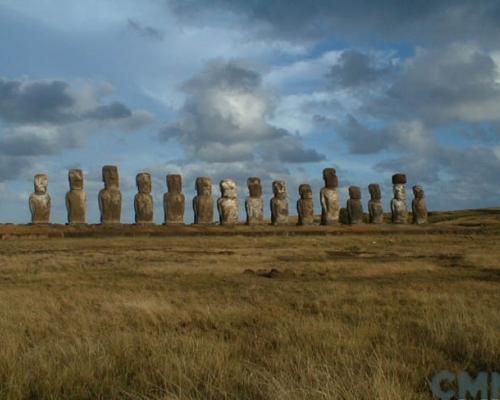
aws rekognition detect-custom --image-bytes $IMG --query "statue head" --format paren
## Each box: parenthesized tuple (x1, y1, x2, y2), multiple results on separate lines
(195, 177, 212, 196)
(102, 165, 119, 189)
(323, 168, 338, 188)
(368, 183, 381, 201)
(349, 186, 361, 200)
(220, 179, 237, 199)
(167, 174, 182, 193)
(299, 184, 312, 199)
(392, 173, 407, 185)
(393, 184, 406, 201)
(68, 169, 84, 190)
(413, 185, 425, 199)
(247, 177, 262, 198)
(136, 172, 152, 194)
(34, 174, 48, 195)
(272, 180, 287, 199)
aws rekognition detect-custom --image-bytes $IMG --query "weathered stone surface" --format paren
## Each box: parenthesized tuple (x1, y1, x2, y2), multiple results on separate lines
(320, 168, 340, 225)
(66, 169, 86, 224)
(339, 207, 349, 225)
(392, 173, 407, 185)
(164, 174, 185, 224)
(29, 174, 51, 224)
(193, 177, 214, 224)
(347, 186, 364, 224)
(412, 185, 428, 224)
(391, 183, 408, 224)
(297, 184, 314, 225)
(134, 172, 154, 224)
(217, 179, 239, 225)
(245, 177, 264, 225)
(270, 180, 288, 225)
(99, 165, 122, 224)
(323, 168, 338, 188)
(368, 183, 384, 224)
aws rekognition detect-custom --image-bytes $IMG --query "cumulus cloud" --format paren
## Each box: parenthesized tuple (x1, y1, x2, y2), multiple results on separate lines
(328, 50, 393, 89)
(327, 45, 500, 157)
(366, 45, 500, 125)
(160, 60, 325, 164)
(0, 79, 75, 124)
(0, 77, 154, 181)
(0, 78, 150, 126)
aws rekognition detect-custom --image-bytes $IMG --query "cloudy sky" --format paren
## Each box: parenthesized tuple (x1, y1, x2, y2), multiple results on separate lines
(0, 0, 499, 223)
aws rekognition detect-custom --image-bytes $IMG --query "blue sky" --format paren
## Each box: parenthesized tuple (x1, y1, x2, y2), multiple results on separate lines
(0, 0, 499, 223)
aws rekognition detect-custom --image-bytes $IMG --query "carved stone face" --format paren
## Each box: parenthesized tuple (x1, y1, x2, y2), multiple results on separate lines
(299, 184, 312, 199)
(102, 165, 119, 189)
(167, 174, 182, 192)
(368, 184, 381, 200)
(220, 179, 237, 199)
(247, 177, 262, 197)
(136, 173, 152, 194)
(394, 184, 406, 201)
(68, 169, 84, 190)
(196, 177, 212, 196)
(323, 168, 338, 188)
(34, 174, 48, 194)
(349, 186, 361, 200)
(413, 185, 424, 199)
(272, 180, 287, 199)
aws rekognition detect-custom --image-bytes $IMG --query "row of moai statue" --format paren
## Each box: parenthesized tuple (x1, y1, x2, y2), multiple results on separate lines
(28, 166, 428, 225)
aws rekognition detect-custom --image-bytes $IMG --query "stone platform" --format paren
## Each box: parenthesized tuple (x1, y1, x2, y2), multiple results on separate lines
(0, 221, 492, 239)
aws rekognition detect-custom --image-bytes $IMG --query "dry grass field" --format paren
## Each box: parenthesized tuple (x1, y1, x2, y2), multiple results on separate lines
(0, 209, 499, 399)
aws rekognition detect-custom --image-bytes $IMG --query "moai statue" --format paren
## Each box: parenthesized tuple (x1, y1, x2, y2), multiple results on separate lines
(391, 173, 408, 224)
(29, 174, 51, 224)
(98, 165, 122, 224)
(412, 185, 428, 224)
(134, 172, 154, 225)
(347, 186, 363, 224)
(270, 180, 288, 225)
(193, 177, 214, 224)
(66, 169, 86, 224)
(320, 168, 340, 225)
(217, 179, 239, 225)
(297, 184, 314, 225)
(368, 183, 384, 224)
(163, 174, 185, 224)
(245, 177, 264, 225)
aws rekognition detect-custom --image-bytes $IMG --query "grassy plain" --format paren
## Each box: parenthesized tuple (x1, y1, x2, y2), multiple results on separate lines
(0, 209, 499, 399)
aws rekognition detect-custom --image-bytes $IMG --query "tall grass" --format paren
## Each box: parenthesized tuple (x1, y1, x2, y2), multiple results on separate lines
(0, 231, 498, 399)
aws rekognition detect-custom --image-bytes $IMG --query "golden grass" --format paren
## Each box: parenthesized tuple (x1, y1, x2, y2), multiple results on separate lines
(0, 216, 499, 399)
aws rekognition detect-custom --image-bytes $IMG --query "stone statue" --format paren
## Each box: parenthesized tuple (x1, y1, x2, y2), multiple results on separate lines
(217, 179, 239, 225)
(368, 183, 384, 224)
(320, 168, 340, 225)
(347, 186, 363, 224)
(66, 169, 86, 224)
(29, 174, 50, 224)
(391, 173, 408, 224)
(412, 185, 428, 224)
(270, 180, 288, 225)
(164, 174, 185, 224)
(134, 172, 154, 224)
(297, 184, 314, 225)
(245, 177, 264, 225)
(193, 177, 213, 224)
(98, 165, 122, 224)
